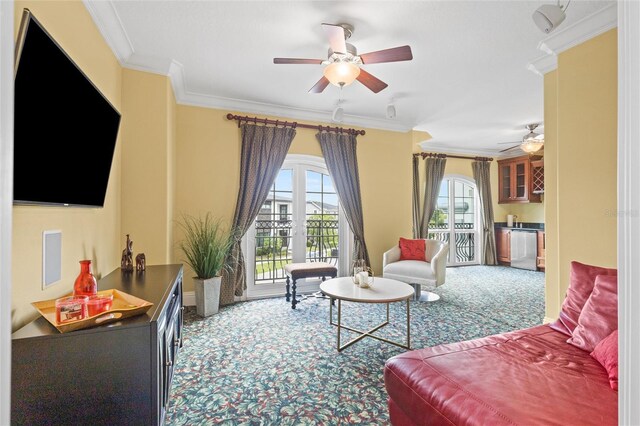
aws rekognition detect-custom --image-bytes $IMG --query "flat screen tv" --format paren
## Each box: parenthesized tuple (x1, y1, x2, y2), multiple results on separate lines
(13, 10, 121, 207)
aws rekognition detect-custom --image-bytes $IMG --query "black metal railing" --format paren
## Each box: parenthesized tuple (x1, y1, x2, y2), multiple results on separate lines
(428, 223, 476, 263)
(305, 218, 339, 265)
(254, 219, 293, 284)
(253, 218, 340, 284)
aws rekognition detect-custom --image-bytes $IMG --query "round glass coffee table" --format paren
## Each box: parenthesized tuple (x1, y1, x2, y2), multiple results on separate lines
(319, 277, 414, 352)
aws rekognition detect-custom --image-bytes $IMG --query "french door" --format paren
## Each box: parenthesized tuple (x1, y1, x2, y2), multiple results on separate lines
(428, 176, 480, 266)
(244, 155, 350, 298)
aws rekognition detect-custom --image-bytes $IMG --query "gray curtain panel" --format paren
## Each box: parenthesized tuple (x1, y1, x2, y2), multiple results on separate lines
(419, 157, 447, 237)
(221, 123, 296, 305)
(412, 155, 421, 239)
(472, 160, 498, 265)
(316, 132, 371, 267)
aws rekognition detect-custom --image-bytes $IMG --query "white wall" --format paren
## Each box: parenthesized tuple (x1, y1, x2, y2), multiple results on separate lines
(0, 1, 14, 423)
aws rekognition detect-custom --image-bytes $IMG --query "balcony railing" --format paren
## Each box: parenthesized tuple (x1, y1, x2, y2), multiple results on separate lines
(305, 218, 339, 265)
(253, 218, 339, 284)
(428, 223, 476, 263)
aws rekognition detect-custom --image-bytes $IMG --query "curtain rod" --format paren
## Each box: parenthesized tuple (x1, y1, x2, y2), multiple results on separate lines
(413, 152, 493, 162)
(226, 113, 366, 136)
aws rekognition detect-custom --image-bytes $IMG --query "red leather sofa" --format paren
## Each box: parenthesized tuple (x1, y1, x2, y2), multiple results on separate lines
(384, 324, 617, 425)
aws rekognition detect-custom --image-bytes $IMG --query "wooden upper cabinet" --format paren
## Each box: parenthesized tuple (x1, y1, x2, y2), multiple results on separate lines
(498, 155, 542, 204)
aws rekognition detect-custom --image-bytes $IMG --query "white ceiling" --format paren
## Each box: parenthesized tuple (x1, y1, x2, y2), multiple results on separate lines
(89, 0, 613, 153)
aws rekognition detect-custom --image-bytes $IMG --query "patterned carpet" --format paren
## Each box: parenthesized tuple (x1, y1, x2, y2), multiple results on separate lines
(166, 266, 544, 425)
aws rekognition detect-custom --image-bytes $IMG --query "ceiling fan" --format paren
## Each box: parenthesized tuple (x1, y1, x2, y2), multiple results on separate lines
(273, 23, 413, 94)
(499, 124, 545, 154)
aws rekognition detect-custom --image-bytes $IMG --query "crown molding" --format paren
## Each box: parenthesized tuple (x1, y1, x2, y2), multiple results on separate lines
(418, 142, 501, 157)
(82, 0, 133, 64)
(538, 3, 617, 56)
(83, 0, 411, 133)
(527, 3, 617, 76)
(176, 86, 413, 133)
(527, 54, 557, 76)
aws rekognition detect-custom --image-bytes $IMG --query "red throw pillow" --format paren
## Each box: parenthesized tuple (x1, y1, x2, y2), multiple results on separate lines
(591, 330, 618, 391)
(398, 238, 426, 261)
(550, 261, 617, 336)
(568, 274, 618, 352)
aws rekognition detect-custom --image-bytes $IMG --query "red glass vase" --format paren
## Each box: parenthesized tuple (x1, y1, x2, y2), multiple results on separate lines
(73, 260, 97, 297)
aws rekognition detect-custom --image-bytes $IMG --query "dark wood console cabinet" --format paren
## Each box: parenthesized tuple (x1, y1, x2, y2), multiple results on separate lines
(12, 264, 184, 425)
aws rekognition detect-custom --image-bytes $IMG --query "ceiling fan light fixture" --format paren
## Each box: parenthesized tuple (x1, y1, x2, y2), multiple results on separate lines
(323, 62, 360, 87)
(521, 132, 544, 153)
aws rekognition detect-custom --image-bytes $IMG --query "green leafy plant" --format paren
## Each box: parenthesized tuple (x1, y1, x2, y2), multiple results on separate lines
(178, 213, 235, 279)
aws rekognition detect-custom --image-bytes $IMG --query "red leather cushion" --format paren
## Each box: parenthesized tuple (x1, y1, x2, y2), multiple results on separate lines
(385, 325, 617, 426)
(568, 275, 618, 352)
(550, 261, 617, 336)
(398, 238, 426, 261)
(591, 330, 619, 391)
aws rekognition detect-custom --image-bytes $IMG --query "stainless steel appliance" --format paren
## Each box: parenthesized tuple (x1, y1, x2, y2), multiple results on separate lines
(510, 230, 537, 271)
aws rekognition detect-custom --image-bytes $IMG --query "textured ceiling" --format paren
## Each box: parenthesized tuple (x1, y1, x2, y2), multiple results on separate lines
(100, 0, 612, 152)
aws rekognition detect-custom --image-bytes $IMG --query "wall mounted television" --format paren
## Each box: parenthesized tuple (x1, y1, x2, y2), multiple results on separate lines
(13, 9, 121, 207)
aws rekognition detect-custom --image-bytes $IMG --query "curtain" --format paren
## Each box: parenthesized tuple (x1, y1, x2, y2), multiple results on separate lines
(412, 155, 421, 238)
(316, 132, 370, 267)
(419, 157, 446, 238)
(221, 123, 296, 305)
(472, 160, 497, 265)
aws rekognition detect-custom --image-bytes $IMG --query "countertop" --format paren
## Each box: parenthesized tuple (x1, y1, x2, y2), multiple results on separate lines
(495, 222, 544, 232)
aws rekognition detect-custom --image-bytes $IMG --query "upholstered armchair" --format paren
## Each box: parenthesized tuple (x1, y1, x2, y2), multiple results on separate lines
(383, 239, 449, 301)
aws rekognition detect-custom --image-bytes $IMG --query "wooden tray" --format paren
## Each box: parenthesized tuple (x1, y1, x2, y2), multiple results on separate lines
(32, 289, 153, 333)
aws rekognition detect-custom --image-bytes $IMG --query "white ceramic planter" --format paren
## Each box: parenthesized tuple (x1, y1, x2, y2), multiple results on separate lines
(194, 276, 221, 317)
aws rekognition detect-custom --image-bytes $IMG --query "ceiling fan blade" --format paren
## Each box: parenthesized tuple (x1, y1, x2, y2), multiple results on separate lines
(322, 23, 347, 54)
(499, 145, 521, 153)
(356, 68, 388, 93)
(360, 45, 413, 64)
(309, 76, 330, 94)
(274, 58, 323, 65)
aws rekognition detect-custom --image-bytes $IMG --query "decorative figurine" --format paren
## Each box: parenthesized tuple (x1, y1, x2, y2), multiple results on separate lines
(135, 253, 146, 272)
(121, 234, 134, 272)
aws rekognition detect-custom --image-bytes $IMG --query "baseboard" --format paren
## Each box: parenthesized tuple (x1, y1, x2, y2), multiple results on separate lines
(183, 291, 196, 306)
(543, 316, 555, 324)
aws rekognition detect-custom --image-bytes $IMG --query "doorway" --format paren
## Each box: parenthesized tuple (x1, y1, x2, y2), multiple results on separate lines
(428, 175, 480, 265)
(244, 155, 350, 297)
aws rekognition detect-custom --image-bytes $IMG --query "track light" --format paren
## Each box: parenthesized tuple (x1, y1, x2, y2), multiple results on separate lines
(386, 103, 396, 119)
(533, 2, 568, 34)
(332, 105, 344, 123)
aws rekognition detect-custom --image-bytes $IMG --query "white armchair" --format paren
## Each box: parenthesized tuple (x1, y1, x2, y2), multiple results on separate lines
(382, 239, 449, 301)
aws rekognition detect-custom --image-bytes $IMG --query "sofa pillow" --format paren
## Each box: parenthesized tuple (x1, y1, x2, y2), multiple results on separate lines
(591, 330, 618, 391)
(550, 261, 617, 336)
(398, 238, 426, 261)
(568, 274, 617, 352)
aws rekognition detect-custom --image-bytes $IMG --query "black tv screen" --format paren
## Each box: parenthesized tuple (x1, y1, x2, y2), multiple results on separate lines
(14, 10, 121, 207)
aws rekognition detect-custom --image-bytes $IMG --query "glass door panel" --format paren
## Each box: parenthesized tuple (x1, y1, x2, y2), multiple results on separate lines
(515, 162, 526, 198)
(254, 169, 293, 284)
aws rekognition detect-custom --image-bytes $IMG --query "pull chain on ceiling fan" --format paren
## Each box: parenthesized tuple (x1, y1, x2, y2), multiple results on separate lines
(273, 23, 413, 94)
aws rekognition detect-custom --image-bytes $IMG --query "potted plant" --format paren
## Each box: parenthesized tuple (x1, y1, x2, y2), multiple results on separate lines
(178, 213, 235, 317)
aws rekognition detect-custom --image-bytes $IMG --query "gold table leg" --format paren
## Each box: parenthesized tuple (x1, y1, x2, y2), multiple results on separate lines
(330, 298, 411, 352)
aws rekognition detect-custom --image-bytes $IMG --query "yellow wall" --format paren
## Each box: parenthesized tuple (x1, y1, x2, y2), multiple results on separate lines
(175, 106, 414, 292)
(544, 30, 618, 320)
(11, 0, 122, 330)
(121, 69, 177, 265)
